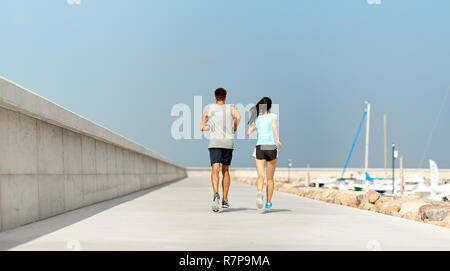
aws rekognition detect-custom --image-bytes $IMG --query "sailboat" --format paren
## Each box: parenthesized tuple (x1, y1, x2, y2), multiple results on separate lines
(338, 101, 379, 191)
(339, 102, 424, 194)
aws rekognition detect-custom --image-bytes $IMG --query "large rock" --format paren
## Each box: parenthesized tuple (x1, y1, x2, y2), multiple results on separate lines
(375, 196, 394, 210)
(402, 212, 423, 222)
(443, 216, 450, 227)
(365, 190, 381, 204)
(427, 216, 450, 228)
(305, 188, 318, 198)
(419, 205, 450, 221)
(379, 201, 402, 216)
(312, 190, 324, 200)
(324, 190, 341, 203)
(360, 202, 379, 212)
(335, 192, 359, 208)
(313, 190, 337, 203)
(399, 201, 429, 216)
(357, 194, 365, 205)
(298, 188, 307, 197)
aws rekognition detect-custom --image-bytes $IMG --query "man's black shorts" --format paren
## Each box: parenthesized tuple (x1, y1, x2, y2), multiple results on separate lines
(209, 148, 233, 166)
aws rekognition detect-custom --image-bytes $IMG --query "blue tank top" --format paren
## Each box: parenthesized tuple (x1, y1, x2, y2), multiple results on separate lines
(255, 113, 276, 146)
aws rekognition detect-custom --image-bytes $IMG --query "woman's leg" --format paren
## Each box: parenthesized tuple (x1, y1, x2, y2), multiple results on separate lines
(255, 158, 266, 208)
(266, 158, 278, 203)
(255, 159, 266, 192)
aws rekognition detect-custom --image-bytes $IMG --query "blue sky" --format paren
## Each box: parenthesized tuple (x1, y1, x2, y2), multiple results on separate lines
(1, 0, 449, 168)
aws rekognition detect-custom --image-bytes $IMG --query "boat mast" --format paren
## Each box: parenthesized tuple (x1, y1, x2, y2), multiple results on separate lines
(364, 101, 371, 176)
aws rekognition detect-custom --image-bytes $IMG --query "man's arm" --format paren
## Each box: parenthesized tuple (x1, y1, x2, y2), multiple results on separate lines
(200, 107, 210, 131)
(231, 105, 241, 133)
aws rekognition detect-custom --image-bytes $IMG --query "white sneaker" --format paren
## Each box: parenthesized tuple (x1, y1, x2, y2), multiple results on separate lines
(256, 191, 264, 209)
(212, 193, 220, 212)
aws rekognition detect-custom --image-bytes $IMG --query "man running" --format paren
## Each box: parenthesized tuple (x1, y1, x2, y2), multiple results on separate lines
(200, 88, 241, 212)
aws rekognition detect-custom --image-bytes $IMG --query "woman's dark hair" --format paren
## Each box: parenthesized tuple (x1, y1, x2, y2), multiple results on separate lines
(248, 97, 272, 124)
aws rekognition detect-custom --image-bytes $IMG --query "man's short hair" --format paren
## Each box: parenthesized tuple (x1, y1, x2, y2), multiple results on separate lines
(214, 88, 227, 101)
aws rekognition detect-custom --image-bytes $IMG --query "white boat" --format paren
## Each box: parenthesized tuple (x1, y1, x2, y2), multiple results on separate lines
(311, 177, 337, 188)
(415, 183, 450, 201)
(412, 160, 450, 201)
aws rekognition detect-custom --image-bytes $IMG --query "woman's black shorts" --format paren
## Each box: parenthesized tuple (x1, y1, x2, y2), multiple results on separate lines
(254, 145, 278, 161)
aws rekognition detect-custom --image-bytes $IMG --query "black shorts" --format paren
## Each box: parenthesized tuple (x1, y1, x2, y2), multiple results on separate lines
(254, 145, 278, 161)
(209, 148, 233, 166)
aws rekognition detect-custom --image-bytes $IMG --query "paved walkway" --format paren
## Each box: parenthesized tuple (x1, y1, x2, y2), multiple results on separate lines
(0, 171, 449, 250)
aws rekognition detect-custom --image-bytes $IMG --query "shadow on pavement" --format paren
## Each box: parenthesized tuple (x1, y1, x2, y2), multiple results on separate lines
(220, 207, 258, 213)
(0, 178, 185, 251)
(261, 209, 292, 214)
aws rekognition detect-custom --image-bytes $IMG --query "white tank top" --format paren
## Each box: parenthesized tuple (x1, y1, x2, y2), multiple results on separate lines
(207, 104, 234, 149)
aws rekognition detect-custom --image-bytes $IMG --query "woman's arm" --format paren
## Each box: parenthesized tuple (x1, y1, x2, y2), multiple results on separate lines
(246, 123, 256, 136)
(272, 115, 282, 148)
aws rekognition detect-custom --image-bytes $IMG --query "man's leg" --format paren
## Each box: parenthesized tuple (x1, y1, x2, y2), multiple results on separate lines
(220, 148, 233, 203)
(209, 149, 223, 212)
(222, 165, 230, 201)
(211, 163, 220, 193)
(211, 162, 221, 212)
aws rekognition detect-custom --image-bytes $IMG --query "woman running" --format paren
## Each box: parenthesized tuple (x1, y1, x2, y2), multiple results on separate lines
(247, 97, 283, 210)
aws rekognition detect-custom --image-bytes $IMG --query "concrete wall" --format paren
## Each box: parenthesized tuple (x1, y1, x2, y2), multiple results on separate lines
(0, 77, 186, 232)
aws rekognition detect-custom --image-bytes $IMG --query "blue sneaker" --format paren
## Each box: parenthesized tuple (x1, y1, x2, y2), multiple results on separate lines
(265, 202, 272, 210)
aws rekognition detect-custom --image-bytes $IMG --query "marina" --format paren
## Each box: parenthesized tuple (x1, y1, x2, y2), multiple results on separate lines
(310, 101, 450, 201)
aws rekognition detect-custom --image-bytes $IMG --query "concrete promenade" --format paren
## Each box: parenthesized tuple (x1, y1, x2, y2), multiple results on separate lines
(0, 171, 449, 251)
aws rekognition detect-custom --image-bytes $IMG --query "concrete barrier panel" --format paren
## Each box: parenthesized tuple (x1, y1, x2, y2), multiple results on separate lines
(37, 175, 65, 219)
(110, 174, 122, 198)
(123, 149, 132, 175)
(82, 175, 97, 206)
(64, 175, 84, 211)
(147, 157, 157, 174)
(1, 175, 39, 231)
(63, 129, 82, 175)
(106, 143, 116, 174)
(81, 136, 96, 174)
(137, 154, 144, 175)
(131, 152, 138, 174)
(0, 108, 37, 175)
(115, 146, 124, 175)
(108, 174, 120, 200)
(96, 175, 108, 202)
(38, 121, 63, 175)
(95, 141, 108, 175)
(117, 175, 127, 197)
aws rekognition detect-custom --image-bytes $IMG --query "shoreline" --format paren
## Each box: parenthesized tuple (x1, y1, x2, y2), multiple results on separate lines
(233, 176, 450, 229)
